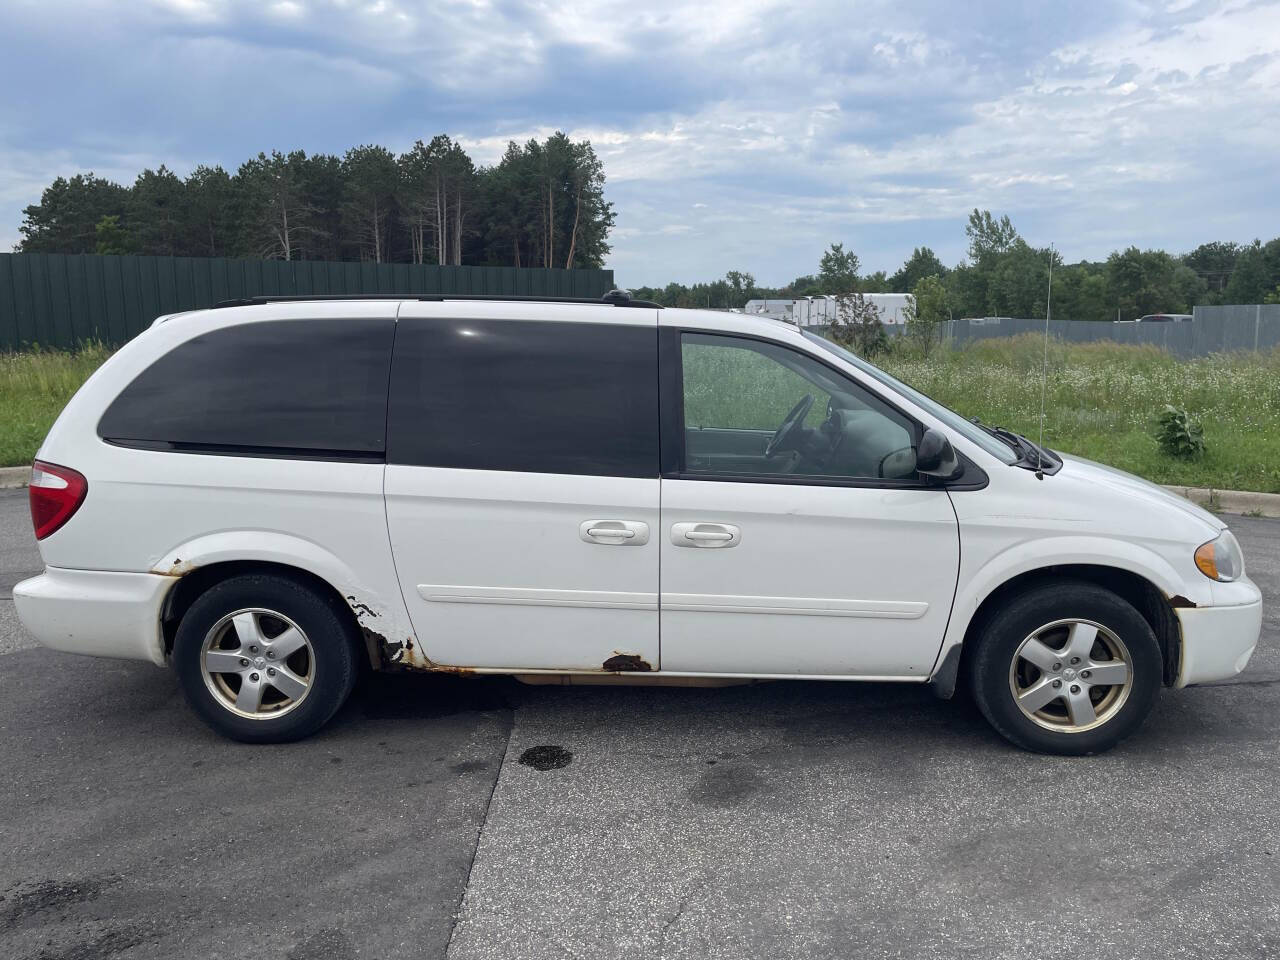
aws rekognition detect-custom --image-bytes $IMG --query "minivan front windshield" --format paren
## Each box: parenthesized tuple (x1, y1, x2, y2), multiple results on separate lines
(801, 330, 1019, 465)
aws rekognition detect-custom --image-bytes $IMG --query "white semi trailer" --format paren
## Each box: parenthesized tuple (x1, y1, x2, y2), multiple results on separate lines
(743, 294, 915, 326)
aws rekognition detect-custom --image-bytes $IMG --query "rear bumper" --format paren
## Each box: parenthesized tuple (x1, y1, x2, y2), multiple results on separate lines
(12, 567, 173, 667)
(1175, 590, 1264, 688)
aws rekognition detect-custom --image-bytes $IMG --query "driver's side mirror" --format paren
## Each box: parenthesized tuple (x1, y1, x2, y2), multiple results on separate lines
(916, 427, 962, 480)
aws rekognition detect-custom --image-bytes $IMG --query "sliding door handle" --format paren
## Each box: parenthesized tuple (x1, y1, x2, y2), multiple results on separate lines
(580, 520, 650, 546)
(671, 522, 741, 548)
(589, 527, 635, 539)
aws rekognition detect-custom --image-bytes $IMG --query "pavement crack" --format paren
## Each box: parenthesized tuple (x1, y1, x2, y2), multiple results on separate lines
(444, 708, 515, 958)
(658, 887, 697, 948)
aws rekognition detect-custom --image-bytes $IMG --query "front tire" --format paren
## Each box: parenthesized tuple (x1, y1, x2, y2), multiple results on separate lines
(173, 573, 359, 743)
(968, 580, 1162, 755)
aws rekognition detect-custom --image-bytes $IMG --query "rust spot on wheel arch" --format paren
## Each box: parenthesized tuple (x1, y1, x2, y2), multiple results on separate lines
(152, 558, 196, 577)
(346, 596, 470, 674)
(603, 653, 652, 672)
(346, 596, 378, 619)
(1168, 594, 1197, 609)
(357, 624, 397, 666)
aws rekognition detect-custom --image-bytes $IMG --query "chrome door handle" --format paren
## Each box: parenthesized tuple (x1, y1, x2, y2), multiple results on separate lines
(580, 520, 650, 546)
(671, 522, 741, 548)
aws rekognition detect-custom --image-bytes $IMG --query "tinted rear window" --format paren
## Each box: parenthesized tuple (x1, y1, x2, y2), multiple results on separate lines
(388, 317, 658, 477)
(97, 318, 395, 457)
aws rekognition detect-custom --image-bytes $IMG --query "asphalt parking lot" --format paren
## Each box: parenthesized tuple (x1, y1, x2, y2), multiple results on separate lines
(2, 487, 1279, 959)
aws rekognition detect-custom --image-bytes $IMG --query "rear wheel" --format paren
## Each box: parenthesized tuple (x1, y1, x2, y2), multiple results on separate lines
(173, 573, 358, 743)
(968, 580, 1162, 755)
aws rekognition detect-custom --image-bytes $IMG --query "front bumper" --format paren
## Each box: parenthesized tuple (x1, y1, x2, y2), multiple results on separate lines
(12, 567, 174, 667)
(1175, 586, 1264, 688)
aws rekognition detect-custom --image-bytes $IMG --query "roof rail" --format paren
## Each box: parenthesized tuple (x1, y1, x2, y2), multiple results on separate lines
(211, 289, 661, 310)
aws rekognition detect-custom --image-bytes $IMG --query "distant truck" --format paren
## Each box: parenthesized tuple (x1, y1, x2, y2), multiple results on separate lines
(1115, 313, 1193, 324)
(743, 294, 916, 327)
(741, 298, 802, 323)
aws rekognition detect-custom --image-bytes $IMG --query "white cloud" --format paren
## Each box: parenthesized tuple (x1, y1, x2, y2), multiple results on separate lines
(1, 0, 1278, 281)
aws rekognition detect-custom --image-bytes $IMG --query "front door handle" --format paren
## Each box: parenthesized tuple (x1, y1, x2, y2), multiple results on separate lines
(580, 520, 650, 546)
(671, 522, 741, 548)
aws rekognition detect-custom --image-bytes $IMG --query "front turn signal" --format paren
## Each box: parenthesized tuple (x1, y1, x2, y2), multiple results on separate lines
(1194, 532, 1243, 582)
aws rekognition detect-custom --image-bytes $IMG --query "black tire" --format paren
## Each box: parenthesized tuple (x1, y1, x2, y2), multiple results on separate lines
(173, 573, 359, 743)
(967, 579, 1162, 755)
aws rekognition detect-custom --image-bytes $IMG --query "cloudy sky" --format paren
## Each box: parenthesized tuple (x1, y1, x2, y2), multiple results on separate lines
(1, 0, 1278, 285)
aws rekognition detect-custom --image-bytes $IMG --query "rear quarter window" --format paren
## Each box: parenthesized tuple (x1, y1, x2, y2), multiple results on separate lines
(97, 318, 396, 457)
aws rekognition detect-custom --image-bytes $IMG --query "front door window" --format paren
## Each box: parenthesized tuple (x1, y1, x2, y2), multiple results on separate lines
(680, 333, 919, 481)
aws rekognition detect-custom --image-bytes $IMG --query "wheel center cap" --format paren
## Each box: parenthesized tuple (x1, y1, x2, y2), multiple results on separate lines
(253, 656, 266, 669)
(1062, 667, 1077, 681)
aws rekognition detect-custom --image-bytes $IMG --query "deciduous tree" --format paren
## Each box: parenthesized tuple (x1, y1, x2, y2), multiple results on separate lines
(829, 293, 886, 356)
(904, 274, 948, 355)
(890, 246, 947, 293)
(94, 215, 133, 255)
(818, 242, 860, 294)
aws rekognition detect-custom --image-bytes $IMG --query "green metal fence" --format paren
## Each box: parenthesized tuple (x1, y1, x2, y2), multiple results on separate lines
(0, 253, 616, 350)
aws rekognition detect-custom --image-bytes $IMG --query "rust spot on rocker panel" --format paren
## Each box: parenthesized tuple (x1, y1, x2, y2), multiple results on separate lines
(363, 629, 462, 671)
(380, 638, 474, 675)
(417, 657, 475, 676)
(602, 653, 653, 672)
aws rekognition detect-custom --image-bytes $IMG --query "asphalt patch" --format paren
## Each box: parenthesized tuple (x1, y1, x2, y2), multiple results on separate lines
(0, 874, 123, 932)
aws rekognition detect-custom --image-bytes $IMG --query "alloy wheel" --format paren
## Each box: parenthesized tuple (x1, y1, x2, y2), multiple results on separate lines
(200, 608, 315, 720)
(1008, 618, 1133, 733)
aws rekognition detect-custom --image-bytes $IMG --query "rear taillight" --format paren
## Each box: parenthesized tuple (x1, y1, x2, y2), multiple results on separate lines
(29, 460, 88, 540)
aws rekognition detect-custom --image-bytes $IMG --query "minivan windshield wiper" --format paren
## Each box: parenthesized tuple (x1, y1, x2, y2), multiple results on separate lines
(970, 419, 1060, 473)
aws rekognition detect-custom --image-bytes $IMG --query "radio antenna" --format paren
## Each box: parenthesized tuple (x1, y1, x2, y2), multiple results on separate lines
(1036, 243, 1054, 479)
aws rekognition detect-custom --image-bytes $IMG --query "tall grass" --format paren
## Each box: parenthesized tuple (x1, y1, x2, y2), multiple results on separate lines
(879, 335, 1280, 492)
(0, 343, 113, 467)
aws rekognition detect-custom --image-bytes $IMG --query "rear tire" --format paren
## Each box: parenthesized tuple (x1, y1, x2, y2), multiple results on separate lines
(968, 580, 1162, 755)
(173, 573, 358, 743)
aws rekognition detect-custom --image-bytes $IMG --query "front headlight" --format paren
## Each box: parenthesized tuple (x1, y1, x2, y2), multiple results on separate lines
(1194, 530, 1244, 582)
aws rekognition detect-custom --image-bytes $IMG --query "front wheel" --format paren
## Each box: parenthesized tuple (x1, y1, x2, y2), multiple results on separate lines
(968, 580, 1163, 755)
(173, 573, 359, 743)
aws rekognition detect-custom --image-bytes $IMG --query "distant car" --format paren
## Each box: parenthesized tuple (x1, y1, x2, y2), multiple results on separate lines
(1134, 314, 1193, 323)
(14, 292, 1262, 754)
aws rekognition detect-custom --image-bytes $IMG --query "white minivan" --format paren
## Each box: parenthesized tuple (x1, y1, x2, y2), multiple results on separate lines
(14, 292, 1263, 754)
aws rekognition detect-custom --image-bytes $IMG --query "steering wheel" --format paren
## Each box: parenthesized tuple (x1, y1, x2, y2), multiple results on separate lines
(764, 394, 814, 459)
